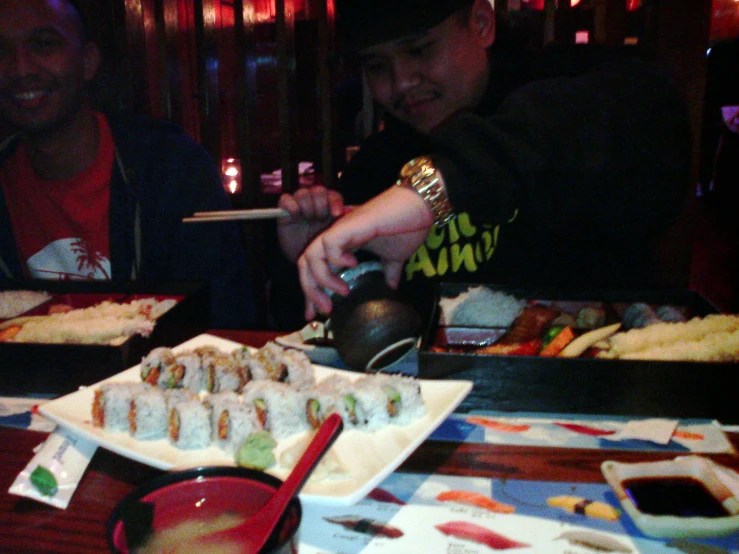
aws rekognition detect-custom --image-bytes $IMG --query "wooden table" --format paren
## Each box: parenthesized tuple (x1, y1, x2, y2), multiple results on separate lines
(1, 330, 738, 553)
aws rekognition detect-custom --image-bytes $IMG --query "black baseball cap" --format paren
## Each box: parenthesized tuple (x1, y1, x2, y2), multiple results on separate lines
(336, 0, 475, 52)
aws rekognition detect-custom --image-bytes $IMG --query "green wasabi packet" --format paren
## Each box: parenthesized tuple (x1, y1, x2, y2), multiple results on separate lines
(30, 465, 58, 496)
(235, 430, 277, 470)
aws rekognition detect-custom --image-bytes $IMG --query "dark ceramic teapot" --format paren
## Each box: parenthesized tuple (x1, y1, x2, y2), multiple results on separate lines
(328, 262, 422, 372)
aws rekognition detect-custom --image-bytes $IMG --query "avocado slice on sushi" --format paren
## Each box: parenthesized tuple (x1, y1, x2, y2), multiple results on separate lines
(382, 385, 401, 418)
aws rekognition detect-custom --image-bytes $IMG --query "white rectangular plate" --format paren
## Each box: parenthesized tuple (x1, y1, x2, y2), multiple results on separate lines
(39, 334, 472, 506)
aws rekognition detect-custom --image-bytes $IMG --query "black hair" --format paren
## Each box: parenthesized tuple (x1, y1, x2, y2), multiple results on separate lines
(61, 0, 90, 42)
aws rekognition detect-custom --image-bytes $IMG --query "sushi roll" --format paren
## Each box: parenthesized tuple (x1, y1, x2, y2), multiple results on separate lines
(129, 387, 167, 440)
(361, 373, 427, 426)
(248, 342, 315, 388)
(303, 374, 354, 430)
(168, 398, 212, 450)
(204, 353, 246, 393)
(163, 388, 197, 409)
(192, 344, 226, 370)
(248, 342, 289, 382)
(173, 350, 206, 392)
(206, 392, 262, 453)
(281, 348, 316, 390)
(92, 382, 149, 432)
(140, 347, 178, 387)
(242, 380, 309, 440)
(231, 345, 254, 377)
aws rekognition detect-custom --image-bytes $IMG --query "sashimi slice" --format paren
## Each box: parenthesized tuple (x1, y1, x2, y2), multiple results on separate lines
(436, 490, 515, 513)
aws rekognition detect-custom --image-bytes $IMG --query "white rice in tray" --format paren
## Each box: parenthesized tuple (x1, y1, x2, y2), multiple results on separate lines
(439, 286, 524, 328)
(0, 290, 52, 319)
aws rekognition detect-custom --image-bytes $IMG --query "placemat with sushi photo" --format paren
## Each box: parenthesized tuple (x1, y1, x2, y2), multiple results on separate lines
(297, 472, 739, 554)
(38, 334, 472, 506)
(430, 412, 736, 454)
(431, 285, 739, 362)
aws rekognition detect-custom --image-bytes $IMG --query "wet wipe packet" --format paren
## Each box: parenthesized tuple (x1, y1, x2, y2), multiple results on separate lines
(8, 426, 98, 509)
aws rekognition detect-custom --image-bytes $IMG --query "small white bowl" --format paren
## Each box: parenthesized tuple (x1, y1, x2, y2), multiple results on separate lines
(601, 456, 739, 539)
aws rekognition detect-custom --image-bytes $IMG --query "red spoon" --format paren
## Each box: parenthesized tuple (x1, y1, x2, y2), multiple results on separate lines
(201, 413, 344, 552)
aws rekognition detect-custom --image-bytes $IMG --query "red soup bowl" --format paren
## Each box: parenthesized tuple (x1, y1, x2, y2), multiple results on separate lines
(107, 465, 301, 554)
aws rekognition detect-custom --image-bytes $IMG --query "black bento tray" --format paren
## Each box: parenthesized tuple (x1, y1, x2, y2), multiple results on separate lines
(0, 280, 208, 396)
(417, 283, 739, 423)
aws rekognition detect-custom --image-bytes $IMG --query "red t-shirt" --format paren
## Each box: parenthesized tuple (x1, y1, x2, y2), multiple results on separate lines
(0, 113, 114, 280)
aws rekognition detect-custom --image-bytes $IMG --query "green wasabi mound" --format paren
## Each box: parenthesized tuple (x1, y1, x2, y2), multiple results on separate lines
(235, 430, 277, 470)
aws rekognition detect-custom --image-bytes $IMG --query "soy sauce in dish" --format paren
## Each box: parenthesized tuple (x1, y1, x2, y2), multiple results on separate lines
(622, 477, 730, 518)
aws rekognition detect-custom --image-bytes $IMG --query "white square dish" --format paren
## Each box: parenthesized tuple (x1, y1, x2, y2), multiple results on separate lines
(39, 333, 472, 506)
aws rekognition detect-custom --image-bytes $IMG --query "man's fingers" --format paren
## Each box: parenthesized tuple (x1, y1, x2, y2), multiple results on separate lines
(383, 261, 404, 290)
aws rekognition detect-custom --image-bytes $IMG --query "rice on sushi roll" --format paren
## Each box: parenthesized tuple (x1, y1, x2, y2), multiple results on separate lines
(204, 353, 247, 393)
(173, 350, 206, 392)
(360, 373, 427, 426)
(92, 382, 150, 432)
(192, 345, 227, 368)
(248, 342, 288, 382)
(281, 348, 316, 389)
(309, 374, 412, 431)
(303, 374, 354, 430)
(242, 380, 309, 440)
(129, 387, 168, 440)
(231, 345, 254, 373)
(206, 392, 262, 453)
(168, 398, 212, 450)
(248, 342, 315, 389)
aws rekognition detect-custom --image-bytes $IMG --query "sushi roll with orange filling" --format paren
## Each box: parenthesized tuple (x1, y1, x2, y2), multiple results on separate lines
(206, 392, 262, 453)
(204, 353, 246, 393)
(248, 342, 289, 382)
(231, 345, 254, 374)
(140, 347, 178, 387)
(242, 380, 308, 440)
(92, 382, 149, 432)
(168, 398, 211, 449)
(173, 350, 206, 392)
(248, 342, 315, 389)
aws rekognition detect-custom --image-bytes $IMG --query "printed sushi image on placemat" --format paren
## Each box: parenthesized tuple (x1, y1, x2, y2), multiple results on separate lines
(298, 473, 739, 553)
(430, 412, 735, 454)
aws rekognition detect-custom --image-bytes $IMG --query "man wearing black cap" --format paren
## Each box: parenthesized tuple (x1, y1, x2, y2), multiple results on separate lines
(278, 0, 692, 320)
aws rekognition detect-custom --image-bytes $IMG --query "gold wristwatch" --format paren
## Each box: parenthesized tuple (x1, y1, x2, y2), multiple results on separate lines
(395, 155, 455, 226)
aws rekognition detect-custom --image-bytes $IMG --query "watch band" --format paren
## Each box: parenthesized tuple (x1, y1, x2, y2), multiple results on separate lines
(395, 155, 455, 226)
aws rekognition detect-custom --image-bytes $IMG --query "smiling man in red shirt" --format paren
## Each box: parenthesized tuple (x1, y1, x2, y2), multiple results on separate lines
(0, 0, 256, 328)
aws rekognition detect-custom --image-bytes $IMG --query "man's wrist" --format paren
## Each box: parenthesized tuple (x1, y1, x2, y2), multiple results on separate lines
(395, 156, 455, 226)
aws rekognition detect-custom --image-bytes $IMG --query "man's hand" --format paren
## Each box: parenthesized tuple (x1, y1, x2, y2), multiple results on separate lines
(297, 185, 434, 320)
(277, 186, 346, 262)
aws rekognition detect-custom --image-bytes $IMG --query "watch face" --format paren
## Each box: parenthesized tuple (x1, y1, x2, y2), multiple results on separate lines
(400, 156, 434, 178)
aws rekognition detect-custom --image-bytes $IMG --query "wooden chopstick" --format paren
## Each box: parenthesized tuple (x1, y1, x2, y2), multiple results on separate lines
(182, 208, 290, 223)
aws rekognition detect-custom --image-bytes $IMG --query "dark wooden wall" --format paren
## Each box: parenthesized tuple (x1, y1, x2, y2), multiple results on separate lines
(81, 0, 340, 203)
